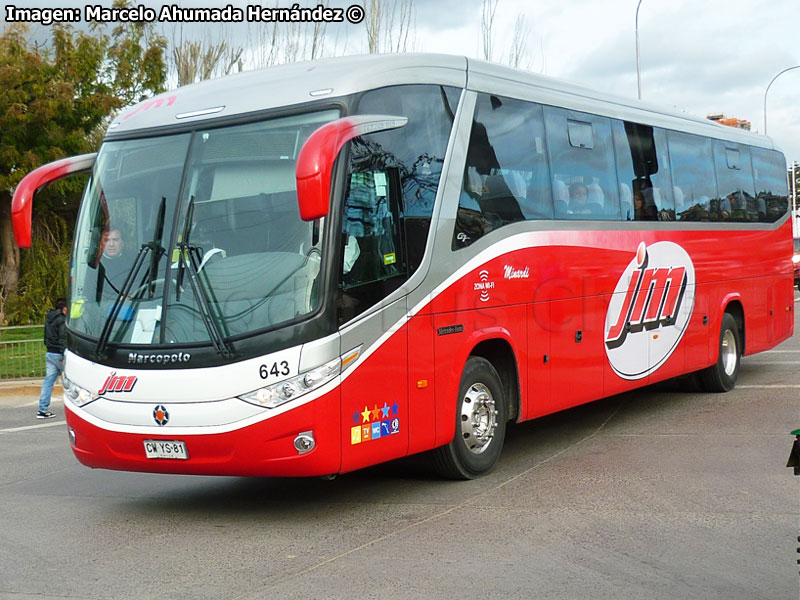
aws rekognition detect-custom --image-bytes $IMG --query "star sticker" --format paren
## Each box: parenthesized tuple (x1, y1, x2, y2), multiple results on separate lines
(381, 403, 390, 418)
(352, 410, 360, 424)
(371, 405, 380, 420)
(391, 402, 399, 415)
(361, 406, 371, 423)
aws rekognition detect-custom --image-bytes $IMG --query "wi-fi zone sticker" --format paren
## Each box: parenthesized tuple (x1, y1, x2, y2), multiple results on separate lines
(474, 269, 494, 302)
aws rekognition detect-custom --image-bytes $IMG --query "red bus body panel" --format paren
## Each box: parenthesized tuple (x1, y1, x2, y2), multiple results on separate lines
(64, 223, 793, 477)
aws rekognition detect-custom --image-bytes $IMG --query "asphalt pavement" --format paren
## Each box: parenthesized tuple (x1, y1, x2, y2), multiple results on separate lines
(0, 309, 798, 600)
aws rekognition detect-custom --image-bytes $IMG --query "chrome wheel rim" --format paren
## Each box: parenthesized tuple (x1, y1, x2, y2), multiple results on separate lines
(721, 329, 737, 377)
(460, 383, 498, 454)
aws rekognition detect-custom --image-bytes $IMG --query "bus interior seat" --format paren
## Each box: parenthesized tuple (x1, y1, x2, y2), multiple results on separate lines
(586, 182, 605, 216)
(522, 182, 555, 219)
(553, 179, 570, 218)
(480, 174, 525, 223)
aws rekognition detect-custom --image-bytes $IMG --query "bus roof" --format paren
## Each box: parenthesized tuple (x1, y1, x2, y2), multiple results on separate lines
(107, 53, 776, 151)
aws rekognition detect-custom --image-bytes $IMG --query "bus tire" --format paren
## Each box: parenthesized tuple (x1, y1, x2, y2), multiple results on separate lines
(699, 312, 741, 392)
(433, 356, 507, 480)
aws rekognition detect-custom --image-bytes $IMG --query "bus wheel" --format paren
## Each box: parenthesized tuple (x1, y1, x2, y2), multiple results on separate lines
(433, 356, 507, 479)
(700, 312, 741, 392)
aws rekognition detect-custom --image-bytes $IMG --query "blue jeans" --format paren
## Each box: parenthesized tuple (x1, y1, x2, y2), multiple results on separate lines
(39, 352, 64, 412)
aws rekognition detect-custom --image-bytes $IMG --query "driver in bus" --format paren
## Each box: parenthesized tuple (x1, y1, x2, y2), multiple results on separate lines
(99, 227, 133, 293)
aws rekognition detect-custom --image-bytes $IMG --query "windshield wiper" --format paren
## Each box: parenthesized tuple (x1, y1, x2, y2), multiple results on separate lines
(175, 196, 195, 302)
(95, 198, 166, 359)
(174, 196, 234, 359)
(178, 244, 234, 359)
(145, 197, 167, 299)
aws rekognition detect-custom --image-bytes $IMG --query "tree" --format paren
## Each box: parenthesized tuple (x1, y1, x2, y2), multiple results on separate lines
(363, 0, 415, 54)
(248, 2, 331, 68)
(506, 13, 530, 69)
(480, 0, 498, 61)
(0, 13, 167, 324)
(172, 26, 243, 87)
(106, 16, 167, 105)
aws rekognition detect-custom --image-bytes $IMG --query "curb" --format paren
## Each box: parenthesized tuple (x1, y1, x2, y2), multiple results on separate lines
(0, 380, 62, 397)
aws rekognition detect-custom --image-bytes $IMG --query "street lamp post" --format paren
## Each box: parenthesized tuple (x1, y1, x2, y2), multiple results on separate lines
(635, 0, 643, 100)
(764, 65, 800, 135)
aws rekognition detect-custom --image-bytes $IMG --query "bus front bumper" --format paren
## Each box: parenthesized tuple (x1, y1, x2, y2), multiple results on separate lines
(64, 391, 342, 477)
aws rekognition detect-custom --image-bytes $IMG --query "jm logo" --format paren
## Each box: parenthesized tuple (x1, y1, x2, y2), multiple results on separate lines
(604, 241, 695, 381)
(605, 243, 688, 350)
(98, 372, 138, 395)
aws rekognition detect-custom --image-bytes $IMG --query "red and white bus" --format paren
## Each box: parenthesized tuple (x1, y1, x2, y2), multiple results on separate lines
(12, 55, 793, 479)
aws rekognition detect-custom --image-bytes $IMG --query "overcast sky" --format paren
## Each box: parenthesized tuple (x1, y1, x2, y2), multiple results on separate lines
(414, 0, 800, 165)
(11, 0, 800, 165)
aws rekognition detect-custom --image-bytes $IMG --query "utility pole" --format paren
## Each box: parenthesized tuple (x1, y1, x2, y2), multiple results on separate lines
(635, 0, 643, 100)
(764, 65, 800, 135)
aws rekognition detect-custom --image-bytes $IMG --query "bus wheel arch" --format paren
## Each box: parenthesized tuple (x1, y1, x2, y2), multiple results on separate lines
(723, 299, 745, 356)
(700, 304, 743, 393)
(469, 338, 521, 423)
(433, 339, 520, 480)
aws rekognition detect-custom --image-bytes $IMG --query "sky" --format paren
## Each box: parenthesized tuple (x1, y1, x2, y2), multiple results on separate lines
(413, 0, 800, 165)
(9, 0, 800, 165)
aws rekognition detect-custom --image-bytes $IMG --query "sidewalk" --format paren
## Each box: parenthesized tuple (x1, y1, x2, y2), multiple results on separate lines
(0, 379, 61, 397)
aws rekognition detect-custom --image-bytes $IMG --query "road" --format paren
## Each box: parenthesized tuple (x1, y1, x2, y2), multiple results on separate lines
(0, 311, 798, 600)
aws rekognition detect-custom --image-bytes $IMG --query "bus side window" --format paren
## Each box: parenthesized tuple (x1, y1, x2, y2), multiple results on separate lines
(453, 94, 550, 249)
(338, 84, 460, 323)
(338, 167, 407, 323)
(751, 147, 789, 223)
(544, 106, 620, 221)
(713, 142, 756, 222)
(355, 84, 460, 274)
(612, 121, 675, 221)
(668, 131, 717, 222)
(341, 169, 404, 289)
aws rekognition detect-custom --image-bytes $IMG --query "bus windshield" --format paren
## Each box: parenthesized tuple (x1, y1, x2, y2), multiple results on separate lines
(68, 109, 339, 349)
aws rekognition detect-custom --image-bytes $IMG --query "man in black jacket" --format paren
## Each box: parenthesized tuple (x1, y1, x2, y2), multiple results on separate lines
(37, 297, 67, 419)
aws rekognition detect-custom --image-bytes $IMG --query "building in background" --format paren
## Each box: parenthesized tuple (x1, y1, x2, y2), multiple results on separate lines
(707, 114, 752, 130)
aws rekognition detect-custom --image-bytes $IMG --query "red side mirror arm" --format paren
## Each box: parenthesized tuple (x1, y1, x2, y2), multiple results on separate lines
(295, 115, 407, 221)
(11, 153, 97, 248)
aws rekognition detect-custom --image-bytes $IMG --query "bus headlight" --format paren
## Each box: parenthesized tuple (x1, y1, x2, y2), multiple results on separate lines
(240, 347, 360, 409)
(240, 357, 340, 408)
(62, 376, 96, 407)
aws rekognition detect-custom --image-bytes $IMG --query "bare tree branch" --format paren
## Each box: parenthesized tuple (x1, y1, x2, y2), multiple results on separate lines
(363, 0, 415, 54)
(481, 0, 498, 61)
(507, 13, 530, 69)
(172, 27, 243, 86)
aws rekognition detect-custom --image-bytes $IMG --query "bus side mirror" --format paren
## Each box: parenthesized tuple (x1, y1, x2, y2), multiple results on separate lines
(11, 153, 96, 248)
(295, 115, 407, 221)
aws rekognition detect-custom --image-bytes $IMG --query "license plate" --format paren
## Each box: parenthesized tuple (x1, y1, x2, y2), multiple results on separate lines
(144, 440, 188, 460)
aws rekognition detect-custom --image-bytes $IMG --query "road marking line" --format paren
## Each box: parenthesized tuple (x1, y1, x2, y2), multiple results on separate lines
(743, 360, 800, 365)
(0, 421, 65, 434)
(737, 384, 800, 389)
(13, 401, 40, 408)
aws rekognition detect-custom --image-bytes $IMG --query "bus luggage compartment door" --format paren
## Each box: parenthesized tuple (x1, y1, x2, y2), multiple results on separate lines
(548, 296, 604, 412)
